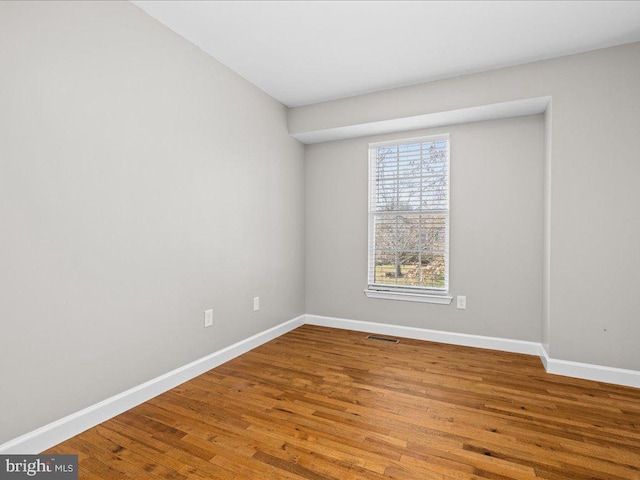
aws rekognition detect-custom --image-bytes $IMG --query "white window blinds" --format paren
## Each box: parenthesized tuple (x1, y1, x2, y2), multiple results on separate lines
(368, 134, 450, 293)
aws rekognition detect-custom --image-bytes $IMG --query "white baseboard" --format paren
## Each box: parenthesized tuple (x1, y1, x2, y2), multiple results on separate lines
(539, 346, 640, 388)
(3, 313, 638, 455)
(305, 314, 542, 356)
(0, 315, 305, 455)
(307, 314, 640, 389)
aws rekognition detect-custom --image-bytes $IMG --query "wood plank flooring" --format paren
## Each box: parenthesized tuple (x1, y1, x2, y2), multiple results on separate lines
(45, 325, 640, 479)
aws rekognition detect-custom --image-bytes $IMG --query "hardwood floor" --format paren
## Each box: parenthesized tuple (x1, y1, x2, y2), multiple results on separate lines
(45, 325, 640, 479)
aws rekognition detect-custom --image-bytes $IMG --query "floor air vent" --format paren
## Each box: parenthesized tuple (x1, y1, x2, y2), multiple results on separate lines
(366, 335, 399, 344)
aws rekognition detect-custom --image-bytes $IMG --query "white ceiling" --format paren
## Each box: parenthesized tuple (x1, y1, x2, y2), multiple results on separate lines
(132, 1, 640, 107)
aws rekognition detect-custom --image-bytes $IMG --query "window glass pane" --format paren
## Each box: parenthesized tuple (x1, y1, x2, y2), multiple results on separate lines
(369, 135, 449, 292)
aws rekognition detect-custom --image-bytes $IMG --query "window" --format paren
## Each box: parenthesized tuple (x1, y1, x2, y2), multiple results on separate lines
(366, 134, 451, 303)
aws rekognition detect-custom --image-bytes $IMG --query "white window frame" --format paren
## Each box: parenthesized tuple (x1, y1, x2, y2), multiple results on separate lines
(365, 134, 452, 305)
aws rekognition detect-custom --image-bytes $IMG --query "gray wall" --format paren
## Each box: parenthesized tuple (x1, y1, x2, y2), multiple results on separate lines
(306, 116, 544, 341)
(295, 42, 640, 371)
(0, 1, 305, 444)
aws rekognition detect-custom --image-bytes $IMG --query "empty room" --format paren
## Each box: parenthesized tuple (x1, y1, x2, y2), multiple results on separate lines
(1, 1, 640, 479)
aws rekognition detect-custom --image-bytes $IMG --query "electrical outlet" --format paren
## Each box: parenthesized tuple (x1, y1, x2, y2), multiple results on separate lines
(456, 295, 467, 310)
(253, 297, 260, 312)
(204, 309, 213, 327)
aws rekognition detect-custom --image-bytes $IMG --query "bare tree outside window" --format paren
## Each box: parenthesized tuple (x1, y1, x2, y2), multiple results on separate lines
(368, 135, 449, 291)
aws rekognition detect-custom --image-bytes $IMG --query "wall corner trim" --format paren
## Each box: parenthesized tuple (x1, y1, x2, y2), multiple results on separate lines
(0, 315, 305, 455)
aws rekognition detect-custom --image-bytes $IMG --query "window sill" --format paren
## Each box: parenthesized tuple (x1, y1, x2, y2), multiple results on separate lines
(364, 289, 453, 305)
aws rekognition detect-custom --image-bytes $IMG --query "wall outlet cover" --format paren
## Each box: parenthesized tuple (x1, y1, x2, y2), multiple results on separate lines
(457, 296, 467, 309)
(204, 309, 213, 327)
